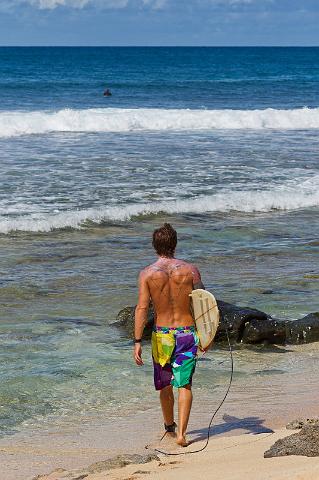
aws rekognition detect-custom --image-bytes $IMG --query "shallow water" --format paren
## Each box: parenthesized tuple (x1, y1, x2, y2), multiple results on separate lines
(0, 212, 318, 437)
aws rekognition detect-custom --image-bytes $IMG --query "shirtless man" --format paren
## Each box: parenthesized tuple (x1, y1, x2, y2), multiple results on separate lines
(133, 223, 204, 447)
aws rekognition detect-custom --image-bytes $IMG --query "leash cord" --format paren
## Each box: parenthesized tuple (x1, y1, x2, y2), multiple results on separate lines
(154, 327, 234, 456)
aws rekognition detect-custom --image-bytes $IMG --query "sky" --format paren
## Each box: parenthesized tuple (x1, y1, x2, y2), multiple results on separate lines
(0, 0, 319, 46)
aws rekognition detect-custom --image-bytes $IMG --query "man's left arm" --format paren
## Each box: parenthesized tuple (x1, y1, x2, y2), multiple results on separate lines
(134, 270, 150, 366)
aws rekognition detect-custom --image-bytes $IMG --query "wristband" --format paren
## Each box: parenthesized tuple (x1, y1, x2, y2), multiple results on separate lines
(134, 338, 142, 343)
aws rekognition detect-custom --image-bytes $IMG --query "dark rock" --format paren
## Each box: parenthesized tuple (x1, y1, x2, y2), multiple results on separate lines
(286, 312, 319, 344)
(215, 300, 270, 343)
(114, 305, 154, 339)
(114, 306, 135, 336)
(114, 300, 272, 343)
(264, 425, 319, 458)
(114, 301, 319, 346)
(241, 317, 287, 344)
(286, 418, 319, 430)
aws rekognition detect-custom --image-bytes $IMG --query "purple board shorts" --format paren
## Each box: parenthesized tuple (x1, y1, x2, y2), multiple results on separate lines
(151, 325, 199, 391)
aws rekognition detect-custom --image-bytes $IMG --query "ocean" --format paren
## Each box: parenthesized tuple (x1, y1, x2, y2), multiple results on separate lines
(0, 47, 318, 442)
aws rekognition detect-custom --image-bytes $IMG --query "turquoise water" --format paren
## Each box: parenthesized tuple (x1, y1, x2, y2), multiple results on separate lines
(0, 47, 318, 437)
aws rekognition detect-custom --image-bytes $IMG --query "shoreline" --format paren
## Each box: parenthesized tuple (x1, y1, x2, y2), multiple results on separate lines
(1, 343, 319, 479)
(1, 372, 319, 480)
(27, 428, 319, 480)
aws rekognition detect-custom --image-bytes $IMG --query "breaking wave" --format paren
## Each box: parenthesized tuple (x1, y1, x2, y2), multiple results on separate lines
(1, 181, 318, 233)
(1, 106, 319, 137)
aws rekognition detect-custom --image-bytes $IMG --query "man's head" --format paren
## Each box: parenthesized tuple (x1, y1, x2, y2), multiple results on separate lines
(152, 223, 177, 258)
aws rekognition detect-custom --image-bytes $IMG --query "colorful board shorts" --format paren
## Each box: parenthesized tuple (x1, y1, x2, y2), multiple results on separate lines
(151, 325, 199, 391)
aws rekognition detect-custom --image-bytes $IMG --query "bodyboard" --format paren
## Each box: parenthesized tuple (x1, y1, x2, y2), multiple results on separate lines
(189, 289, 220, 350)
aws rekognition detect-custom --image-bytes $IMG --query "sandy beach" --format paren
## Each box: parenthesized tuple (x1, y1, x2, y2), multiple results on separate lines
(25, 427, 319, 480)
(106, 431, 319, 480)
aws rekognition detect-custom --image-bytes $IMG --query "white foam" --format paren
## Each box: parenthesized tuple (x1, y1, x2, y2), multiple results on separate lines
(1, 177, 318, 233)
(1, 106, 319, 137)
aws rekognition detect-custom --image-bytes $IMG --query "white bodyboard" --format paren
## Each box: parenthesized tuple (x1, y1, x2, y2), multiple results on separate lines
(189, 289, 220, 350)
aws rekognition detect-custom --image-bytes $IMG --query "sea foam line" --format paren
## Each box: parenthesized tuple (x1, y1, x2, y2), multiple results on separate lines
(1, 106, 319, 137)
(1, 183, 318, 233)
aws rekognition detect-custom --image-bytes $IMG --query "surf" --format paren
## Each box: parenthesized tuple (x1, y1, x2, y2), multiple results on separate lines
(1, 106, 319, 138)
(0, 177, 318, 233)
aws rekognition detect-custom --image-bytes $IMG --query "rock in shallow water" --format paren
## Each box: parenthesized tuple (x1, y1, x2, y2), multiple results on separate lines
(114, 300, 274, 343)
(240, 317, 287, 344)
(264, 425, 319, 458)
(114, 301, 319, 345)
(286, 312, 319, 344)
(115, 305, 154, 339)
(215, 300, 272, 343)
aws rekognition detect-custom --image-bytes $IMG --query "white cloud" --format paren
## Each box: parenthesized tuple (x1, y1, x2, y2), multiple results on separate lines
(26, 0, 169, 9)
(0, 0, 130, 10)
(0, 0, 274, 11)
(30, 0, 87, 8)
(202, 0, 272, 4)
(28, 0, 129, 8)
(142, 0, 167, 9)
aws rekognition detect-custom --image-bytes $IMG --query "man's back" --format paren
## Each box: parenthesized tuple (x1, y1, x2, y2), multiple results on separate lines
(141, 257, 202, 327)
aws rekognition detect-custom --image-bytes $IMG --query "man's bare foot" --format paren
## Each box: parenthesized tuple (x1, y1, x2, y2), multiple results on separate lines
(176, 435, 189, 447)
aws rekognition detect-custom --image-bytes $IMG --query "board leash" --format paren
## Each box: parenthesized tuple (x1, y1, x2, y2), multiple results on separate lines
(152, 327, 234, 456)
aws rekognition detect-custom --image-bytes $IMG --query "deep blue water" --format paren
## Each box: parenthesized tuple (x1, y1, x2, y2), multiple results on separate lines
(1, 47, 319, 110)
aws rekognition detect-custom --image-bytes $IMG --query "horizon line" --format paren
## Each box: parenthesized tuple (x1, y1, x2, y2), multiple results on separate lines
(1, 45, 319, 48)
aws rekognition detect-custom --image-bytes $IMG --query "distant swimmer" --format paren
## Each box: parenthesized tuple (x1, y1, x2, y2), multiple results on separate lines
(103, 88, 112, 97)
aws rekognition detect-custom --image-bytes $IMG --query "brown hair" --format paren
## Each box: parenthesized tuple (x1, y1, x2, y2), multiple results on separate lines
(152, 223, 177, 257)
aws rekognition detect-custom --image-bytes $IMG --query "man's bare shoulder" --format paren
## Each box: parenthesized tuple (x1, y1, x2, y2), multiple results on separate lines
(174, 258, 200, 272)
(138, 259, 201, 278)
(173, 259, 203, 286)
(138, 262, 159, 279)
